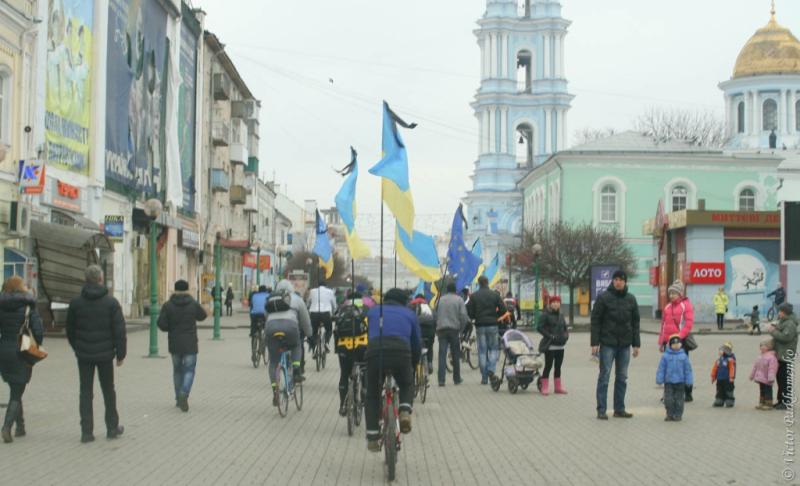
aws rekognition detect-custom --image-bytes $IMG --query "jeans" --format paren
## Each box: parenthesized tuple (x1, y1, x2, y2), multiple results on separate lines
(437, 329, 461, 385)
(596, 345, 631, 414)
(364, 349, 413, 440)
(172, 354, 197, 399)
(78, 360, 119, 434)
(476, 325, 499, 381)
(663, 383, 685, 418)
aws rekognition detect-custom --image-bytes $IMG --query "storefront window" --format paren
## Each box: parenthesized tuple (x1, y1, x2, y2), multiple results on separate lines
(739, 188, 756, 211)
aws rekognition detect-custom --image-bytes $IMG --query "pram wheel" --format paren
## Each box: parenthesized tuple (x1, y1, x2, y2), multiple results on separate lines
(520, 383, 529, 390)
(508, 380, 519, 394)
(536, 376, 542, 392)
(491, 376, 502, 392)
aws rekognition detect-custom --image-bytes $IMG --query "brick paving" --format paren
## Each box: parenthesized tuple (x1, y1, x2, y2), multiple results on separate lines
(0, 313, 796, 485)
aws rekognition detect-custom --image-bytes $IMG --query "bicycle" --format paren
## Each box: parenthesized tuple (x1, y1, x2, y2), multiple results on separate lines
(446, 325, 478, 372)
(345, 361, 366, 436)
(767, 298, 780, 321)
(272, 332, 303, 417)
(414, 349, 430, 404)
(251, 316, 266, 368)
(312, 328, 327, 372)
(379, 374, 401, 482)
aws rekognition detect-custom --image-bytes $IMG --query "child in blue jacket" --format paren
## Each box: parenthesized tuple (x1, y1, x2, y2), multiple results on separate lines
(656, 334, 694, 422)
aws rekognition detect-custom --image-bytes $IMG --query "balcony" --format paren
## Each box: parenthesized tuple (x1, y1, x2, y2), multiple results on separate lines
(245, 118, 259, 135)
(230, 185, 247, 205)
(213, 72, 231, 100)
(247, 132, 259, 158)
(229, 119, 248, 165)
(212, 121, 230, 146)
(244, 194, 258, 213)
(246, 156, 259, 174)
(231, 99, 260, 120)
(211, 169, 229, 193)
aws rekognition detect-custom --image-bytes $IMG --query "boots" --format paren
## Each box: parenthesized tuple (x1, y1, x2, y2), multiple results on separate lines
(15, 403, 25, 437)
(684, 385, 693, 402)
(759, 399, 774, 410)
(554, 378, 568, 394)
(2, 401, 20, 444)
(177, 394, 189, 413)
(540, 378, 550, 396)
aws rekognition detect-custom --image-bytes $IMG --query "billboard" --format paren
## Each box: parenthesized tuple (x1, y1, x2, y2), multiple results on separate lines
(178, 5, 199, 212)
(45, 0, 93, 175)
(724, 240, 780, 318)
(105, 0, 168, 197)
(590, 264, 620, 308)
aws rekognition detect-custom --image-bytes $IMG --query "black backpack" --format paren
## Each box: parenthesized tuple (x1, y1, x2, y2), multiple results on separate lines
(266, 288, 292, 313)
(335, 304, 367, 337)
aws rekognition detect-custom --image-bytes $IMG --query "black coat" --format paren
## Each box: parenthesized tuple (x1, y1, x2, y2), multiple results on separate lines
(66, 283, 127, 362)
(467, 288, 507, 327)
(538, 309, 569, 350)
(0, 292, 43, 384)
(158, 293, 207, 355)
(590, 284, 641, 348)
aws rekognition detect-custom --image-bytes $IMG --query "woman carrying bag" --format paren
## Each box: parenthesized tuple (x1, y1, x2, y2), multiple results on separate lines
(0, 276, 44, 443)
(658, 280, 696, 402)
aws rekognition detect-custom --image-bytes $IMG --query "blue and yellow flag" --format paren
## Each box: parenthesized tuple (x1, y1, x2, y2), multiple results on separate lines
(312, 209, 334, 279)
(395, 224, 440, 282)
(413, 280, 426, 298)
(471, 238, 485, 285)
(369, 102, 417, 235)
(483, 253, 502, 289)
(447, 205, 483, 292)
(334, 147, 371, 260)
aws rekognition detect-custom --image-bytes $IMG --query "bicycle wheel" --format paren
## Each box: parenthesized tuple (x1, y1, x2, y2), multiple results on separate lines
(346, 382, 355, 436)
(420, 361, 429, 404)
(467, 337, 478, 370)
(354, 371, 364, 426)
(767, 306, 776, 321)
(384, 407, 397, 481)
(413, 363, 421, 398)
(321, 333, 327, 370)
(446, 350, 453, 373)
(276, 364, 289, 417)
(315, 335, 323, 372)
(262, 336, 268, 366)
(294, 382, 303, 411)
(251, 335, 260, 368)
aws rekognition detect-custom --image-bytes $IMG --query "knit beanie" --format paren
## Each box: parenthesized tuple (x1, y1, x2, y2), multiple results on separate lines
(174, 280, 189, 291)
(612, 270, 627, 282)
(668, 280, 684, 297)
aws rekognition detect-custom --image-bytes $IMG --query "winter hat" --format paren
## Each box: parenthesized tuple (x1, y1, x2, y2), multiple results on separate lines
(778, 302, 794, 315)
(550, 296, 562, 304)
(668, 334, 682, 346)
(612, 270, 627, 282)
(174, 280, 189, 291)
(384, 288, 409, 306)
(721, 341, 733, 354)
(668, 280, 684, 297)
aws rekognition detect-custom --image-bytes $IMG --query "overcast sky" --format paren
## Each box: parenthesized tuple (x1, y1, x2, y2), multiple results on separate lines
(195, 0, 799, 225)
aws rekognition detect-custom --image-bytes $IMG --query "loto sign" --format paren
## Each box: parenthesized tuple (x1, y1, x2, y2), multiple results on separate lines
(684, 262, 725, 284)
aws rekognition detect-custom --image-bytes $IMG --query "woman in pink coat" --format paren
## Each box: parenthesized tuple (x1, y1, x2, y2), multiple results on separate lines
(659, 280, 695, 401)
(750, 338, 779, 410)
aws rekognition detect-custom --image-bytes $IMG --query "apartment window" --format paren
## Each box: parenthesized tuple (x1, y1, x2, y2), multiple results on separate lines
(600, 185, 617, 223)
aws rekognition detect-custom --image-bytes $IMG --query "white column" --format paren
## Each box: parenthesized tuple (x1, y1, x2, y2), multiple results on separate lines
(554, 34, 561, 78)
(500, 107, 508, 154)
(750, 91, 758, 135)
(781, 89, 788, 135)
(482, 36, 489, 79)
(543, 34, 550, 79)
(490, 107, 497, 153)
(560, 33, 566, 78)
(561, 109, 568, 150)
(502, 34, 509, 80)
(544, 110, 552, 153)
(791, 90, 797, 133)
(489, 33, 496, 79)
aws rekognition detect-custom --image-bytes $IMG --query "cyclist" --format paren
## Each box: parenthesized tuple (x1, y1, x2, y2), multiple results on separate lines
(409, 294, 436, 374)
(307, 280, 338, 355)
(249, 285, 269, 337)
(364, 288, 421, 452)
(265, 280, 312, 406)
(334, 291, 369, 416)
(768, 282, 787, 307)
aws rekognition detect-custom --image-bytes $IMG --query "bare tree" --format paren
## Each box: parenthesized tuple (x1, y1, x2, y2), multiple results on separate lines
(634, 107, 727, 148)
(508, 222, 637, 324)
(573, 127, 617, 146)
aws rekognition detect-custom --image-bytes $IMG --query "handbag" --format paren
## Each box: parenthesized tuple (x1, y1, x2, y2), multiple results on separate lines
(676, 302, 698, 352)
(18, 307, 47, 366)
(538, 336, 552, 353)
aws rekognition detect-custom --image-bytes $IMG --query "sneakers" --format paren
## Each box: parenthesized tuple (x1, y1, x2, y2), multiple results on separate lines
(664, 416, 674, 422)
(757, 400, 774, 411)
(438, 383, 445, 387)
(272, 389, 279, 407)
(107, 426, 124, 440)
(399, 411, 412, 434)
(597, 412, 609, 420)
(724, 399, 735, 408)
(672, 416, 683, 422)
(613, 411, 633, 418)
(712, 398, 724, 407)
(367, 440, 381, 452)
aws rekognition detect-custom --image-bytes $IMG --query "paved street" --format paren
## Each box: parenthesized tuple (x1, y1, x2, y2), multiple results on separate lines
(0, 313, 796, 485)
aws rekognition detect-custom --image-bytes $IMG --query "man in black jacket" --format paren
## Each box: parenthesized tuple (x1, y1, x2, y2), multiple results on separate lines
(66, 265, 126, 443)
(590, 270, 640, 420)
(467, 276, 507, 385)
(158, 280, 208, 412)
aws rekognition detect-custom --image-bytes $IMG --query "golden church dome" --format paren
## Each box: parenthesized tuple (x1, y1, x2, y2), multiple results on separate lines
(733, 13, 800, 79)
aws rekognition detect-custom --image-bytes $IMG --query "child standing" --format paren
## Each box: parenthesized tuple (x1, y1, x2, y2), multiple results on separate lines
(745, 305, 761, 335)
(656, 335, 694, 422)
(750, 338, 779, 410)
(711, 341, 737, 407)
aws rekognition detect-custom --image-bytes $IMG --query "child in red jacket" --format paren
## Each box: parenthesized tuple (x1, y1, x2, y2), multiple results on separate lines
(712, 341, 736, 408)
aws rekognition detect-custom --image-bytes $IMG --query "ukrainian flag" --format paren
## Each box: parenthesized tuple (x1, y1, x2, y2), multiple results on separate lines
(395, 224, 440, 283)
(471, 238, 485, 285)
(369, 102, 416, 236)
(313, 209, 334, 279)
(334, 147, 371, 260)
(484, 253, 502, 289)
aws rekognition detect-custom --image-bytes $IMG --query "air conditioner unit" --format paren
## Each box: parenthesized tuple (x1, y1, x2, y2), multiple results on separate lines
(8, 202, 31, 237)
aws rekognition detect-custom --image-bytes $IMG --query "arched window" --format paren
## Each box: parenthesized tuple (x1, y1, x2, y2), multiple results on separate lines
(737, 101, 745, 134)
(671, 185, 688, 211)
(516, 50, 533, 93)
(739, 188, 756, 211)
(516, 123, 534, 167)
(600, 185, 617, 222)
(763, 99, 778, 131)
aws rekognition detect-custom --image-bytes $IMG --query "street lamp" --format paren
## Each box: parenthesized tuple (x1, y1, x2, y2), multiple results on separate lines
(144, 198, 162, 357)
(213, 231, 222, 340)
(532, 243, 542, 329)
(255, 246, 261, 287)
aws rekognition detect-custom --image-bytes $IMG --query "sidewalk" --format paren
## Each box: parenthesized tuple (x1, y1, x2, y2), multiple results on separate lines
(565, 315, 752, 335)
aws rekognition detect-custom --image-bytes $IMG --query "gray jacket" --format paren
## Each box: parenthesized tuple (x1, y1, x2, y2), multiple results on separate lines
(435, 293, 469, 332)
(266, 280, 313, 337)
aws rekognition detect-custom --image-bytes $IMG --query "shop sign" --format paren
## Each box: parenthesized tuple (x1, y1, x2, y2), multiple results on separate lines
(684, 262, 725, 284)
(242, 253, 257, 269)
(179, 229, 200, 250)
(104, 216, 125, 241)
(42, 178, 83, 212)
(18, 160, 46, 194)
(259, 255, 271, 271)
(649, 266, 659, 286)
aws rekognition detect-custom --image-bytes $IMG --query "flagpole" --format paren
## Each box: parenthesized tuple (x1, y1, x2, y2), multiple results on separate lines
(393, 250, 397, 288)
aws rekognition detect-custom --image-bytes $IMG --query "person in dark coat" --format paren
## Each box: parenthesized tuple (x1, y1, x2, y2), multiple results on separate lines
(66, 265, 126, 443)
(0, 276, 43, 443)
(225, 284, 234, 316)
(537, 296, 569, 395)
(467, 276, 507, 385)
(158, 280, 208, 412)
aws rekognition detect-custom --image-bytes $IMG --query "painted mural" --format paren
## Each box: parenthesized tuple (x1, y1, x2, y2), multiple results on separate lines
(104, 0, 168, 197)
(724, 239, 780, 318)
(45, 0, 93, 175)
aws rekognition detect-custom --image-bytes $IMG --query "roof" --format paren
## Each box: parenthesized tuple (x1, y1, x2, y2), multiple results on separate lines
(733, 13, 800, 79)
(565, 131, 721, 154)
(204, 31, 256, 100)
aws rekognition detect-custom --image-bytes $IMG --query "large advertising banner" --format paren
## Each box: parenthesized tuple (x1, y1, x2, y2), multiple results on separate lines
(45, 0, 93, 175)
(105, 0, 168, 197)
(590, 264, 620, 309)
(178, 8, 199, 212)
(724, 240, 780, 318)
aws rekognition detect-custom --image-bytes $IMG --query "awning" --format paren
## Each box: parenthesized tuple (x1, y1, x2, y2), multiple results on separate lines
(30, 220, 114, 304)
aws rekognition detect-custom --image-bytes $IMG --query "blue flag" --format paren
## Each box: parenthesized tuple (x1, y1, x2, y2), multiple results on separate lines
(312, 209, 334, 279)
(447, 205, 483, 292)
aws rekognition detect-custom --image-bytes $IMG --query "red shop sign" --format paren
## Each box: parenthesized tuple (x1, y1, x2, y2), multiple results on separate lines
(685, 262, 725, 284)
(242, 253, 257, 269)
(649, 266, 659, 286)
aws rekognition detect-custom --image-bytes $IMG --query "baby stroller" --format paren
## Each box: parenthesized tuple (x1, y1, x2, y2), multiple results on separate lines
(491, 329, 543, 394)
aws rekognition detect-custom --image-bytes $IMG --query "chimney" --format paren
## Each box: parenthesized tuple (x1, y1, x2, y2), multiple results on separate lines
(697, 199, 706, 211)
